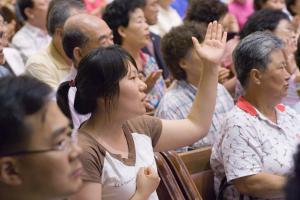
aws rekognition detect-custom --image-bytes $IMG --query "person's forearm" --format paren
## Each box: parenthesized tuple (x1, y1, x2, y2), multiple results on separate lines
(187, 60, 218, 132)
(234, 172, 286, 199)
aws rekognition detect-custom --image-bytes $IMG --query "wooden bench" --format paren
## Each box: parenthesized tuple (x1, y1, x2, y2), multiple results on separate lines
(154, 152, 185, 200)
(179, 146, 216, 200)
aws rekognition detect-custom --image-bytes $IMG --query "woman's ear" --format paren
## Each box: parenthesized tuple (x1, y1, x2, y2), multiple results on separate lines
(118, 26, 127, 39)
(179, 58, 188, 71)
(0, 158, 22, 186)
(250, 68, 262, 85)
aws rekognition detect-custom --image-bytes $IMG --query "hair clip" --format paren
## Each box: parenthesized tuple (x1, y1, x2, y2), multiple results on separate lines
(69, 80, 76, 87)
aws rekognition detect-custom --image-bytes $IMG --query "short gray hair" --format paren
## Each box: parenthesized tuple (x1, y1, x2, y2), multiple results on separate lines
(233, 31, 283, 88)
(46, 0, 84, 36)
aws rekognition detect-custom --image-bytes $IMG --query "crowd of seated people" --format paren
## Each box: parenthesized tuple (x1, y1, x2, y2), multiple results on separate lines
(2, 0, 300, 200)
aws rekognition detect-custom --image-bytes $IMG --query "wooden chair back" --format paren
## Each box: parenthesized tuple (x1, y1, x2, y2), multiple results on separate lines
(154, 152, 185, 200)
(179, 146, 216, 200)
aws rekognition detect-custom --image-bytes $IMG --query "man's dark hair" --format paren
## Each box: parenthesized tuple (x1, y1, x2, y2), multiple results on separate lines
(17, 0, 33, 21)
(0, 76, 52, 157)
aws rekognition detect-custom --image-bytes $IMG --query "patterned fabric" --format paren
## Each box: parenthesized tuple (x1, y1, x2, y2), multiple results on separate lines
(141, 52, 165, 109)
(211, 97, 300, 200)
(155, 80, 234, 151)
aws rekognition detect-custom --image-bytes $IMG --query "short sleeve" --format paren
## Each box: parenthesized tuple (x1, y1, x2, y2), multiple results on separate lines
(221, 125, 262, 182)
(78, 135, 105, 183)
(125, 115, 162, 147)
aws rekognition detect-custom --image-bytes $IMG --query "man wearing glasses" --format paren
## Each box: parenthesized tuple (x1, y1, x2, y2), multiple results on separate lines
(0, 75, 83, 200)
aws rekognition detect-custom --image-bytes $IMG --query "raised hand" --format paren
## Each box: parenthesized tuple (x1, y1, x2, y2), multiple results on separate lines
(192, 21, 227, 66)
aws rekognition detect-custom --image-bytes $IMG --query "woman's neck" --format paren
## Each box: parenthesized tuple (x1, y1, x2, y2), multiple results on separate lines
(82, 110, 125, 141)
(244, 90, 278, 123)
(122, 43, 143, 70)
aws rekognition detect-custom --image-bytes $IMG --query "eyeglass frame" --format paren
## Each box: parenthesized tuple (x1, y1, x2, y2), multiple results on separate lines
(0, 130, 78, 157)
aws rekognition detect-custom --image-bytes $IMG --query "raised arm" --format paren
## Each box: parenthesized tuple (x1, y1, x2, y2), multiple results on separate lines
(154, 21, 227, 152)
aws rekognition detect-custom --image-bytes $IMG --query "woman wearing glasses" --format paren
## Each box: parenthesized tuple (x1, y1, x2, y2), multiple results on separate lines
(0, 76, 83, 200)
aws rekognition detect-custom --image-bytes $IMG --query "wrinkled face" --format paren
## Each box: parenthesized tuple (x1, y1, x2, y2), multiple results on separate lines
(116, 62, 147, 119)
(143, 0, 159, 25)
(274, 19, 297, 52)
(76, 18, 113, 64)
(83, 20, 113, 50)
(263, 0, 285, 10)
(259, 49, 290, 99)
(122, 8, 150, 49)
(17, 101, 83, 199)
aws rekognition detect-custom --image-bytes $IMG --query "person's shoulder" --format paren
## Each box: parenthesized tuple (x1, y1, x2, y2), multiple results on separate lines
(25, 48, 50, 67)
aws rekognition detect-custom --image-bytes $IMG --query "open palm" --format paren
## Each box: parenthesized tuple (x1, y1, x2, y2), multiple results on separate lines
(193, 21, 227, 65)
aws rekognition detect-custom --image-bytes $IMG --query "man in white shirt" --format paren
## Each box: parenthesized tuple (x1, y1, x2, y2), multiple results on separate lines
(12, 0, 51, 63)
(25, 0, 85, 89)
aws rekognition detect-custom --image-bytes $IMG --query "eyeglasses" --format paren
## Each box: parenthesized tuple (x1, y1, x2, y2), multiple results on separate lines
(0, 130, 78, 157)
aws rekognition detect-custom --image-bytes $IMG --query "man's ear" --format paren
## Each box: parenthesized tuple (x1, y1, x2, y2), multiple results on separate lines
(73, 47, 83, 65)
(24, 7, 34, 20)
(0, 158, 22, 186)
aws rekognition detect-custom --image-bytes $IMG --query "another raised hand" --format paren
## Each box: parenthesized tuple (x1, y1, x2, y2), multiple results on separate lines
(192, 21, 227, 66)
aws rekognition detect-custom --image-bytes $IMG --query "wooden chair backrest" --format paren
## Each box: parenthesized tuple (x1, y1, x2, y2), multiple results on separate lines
(154, 152, 185, 200)
(161, 151, 202, 200)
(179, 146, 216, 200)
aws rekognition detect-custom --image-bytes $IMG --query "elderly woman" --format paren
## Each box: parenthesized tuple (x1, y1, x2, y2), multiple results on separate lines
(103, 0, 166, 110)
(211, 31, 300, 200)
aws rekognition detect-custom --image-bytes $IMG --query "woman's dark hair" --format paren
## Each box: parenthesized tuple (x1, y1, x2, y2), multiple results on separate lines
(239, 9, 289, 40)
(102, 0, 144, 45)
(161, 23, 205, 80)
(57, 45, 137, 120)
(184, 0, 228, 25)
(285, 145, 300, 200)
(0, 75, 52, 157)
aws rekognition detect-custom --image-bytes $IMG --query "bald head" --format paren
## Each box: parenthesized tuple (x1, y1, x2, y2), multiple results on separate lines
(62, 13, 113, 66)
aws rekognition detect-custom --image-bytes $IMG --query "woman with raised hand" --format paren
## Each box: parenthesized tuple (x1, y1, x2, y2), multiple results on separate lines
(68, 21, 227, 200)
